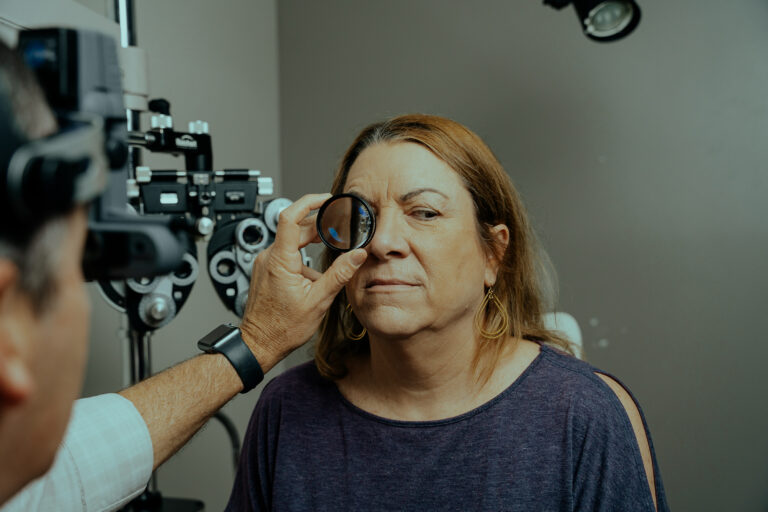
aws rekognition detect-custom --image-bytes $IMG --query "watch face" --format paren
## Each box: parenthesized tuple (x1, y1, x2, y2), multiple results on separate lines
(198, 324, 237, 350)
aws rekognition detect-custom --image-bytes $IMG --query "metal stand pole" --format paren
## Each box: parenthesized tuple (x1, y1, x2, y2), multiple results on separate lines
(121, 321, 203, 512)
(128, 327, 152, 382)
(114, 4, 203, 509)
(115, 0, 142, 174)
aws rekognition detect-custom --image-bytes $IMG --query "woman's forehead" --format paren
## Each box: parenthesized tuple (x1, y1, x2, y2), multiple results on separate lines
(344, 142, 465, 197)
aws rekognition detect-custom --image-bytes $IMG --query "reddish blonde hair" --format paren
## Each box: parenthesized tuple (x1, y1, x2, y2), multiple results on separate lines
(315, 114, 573, 382)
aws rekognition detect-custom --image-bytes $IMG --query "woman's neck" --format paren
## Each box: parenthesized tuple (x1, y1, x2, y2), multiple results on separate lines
(341, 319, 532, 422)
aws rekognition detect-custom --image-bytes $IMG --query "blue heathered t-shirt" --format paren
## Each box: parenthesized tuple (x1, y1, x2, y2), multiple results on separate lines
(226, 344, 670, 511)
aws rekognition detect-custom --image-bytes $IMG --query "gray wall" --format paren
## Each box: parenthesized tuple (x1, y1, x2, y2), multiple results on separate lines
(11, 0, 766, 510)
(75, 1, 284, 510)
(276, 1, 768, 511)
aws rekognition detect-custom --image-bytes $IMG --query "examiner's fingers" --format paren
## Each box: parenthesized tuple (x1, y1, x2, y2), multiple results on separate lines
(310, 248, 368, 303)
(297, 213, 320, 248)
(272, 193, 331, 254)
(301, 265, 322, 282)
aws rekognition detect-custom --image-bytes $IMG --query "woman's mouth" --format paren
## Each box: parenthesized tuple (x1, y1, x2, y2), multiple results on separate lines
(365, 278, 418, 291)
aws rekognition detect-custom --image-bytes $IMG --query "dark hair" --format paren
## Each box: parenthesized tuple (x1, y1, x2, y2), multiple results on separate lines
(314, 114, 574, 383)
(0, 39, 62, 311)
(0, 40, 57, 141)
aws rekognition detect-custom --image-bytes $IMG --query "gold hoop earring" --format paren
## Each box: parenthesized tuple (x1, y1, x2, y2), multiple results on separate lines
(343, 303, 367, 341)
(474, 286, 509, 340)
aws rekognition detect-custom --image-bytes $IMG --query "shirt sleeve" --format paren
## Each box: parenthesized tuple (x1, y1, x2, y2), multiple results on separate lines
(1, 393, 153, 512)
(569, 379, 664, 512)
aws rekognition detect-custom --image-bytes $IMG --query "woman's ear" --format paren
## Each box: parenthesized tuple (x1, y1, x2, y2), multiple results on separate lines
(484, 224, 510, 287)
(0, 259, 33, 406)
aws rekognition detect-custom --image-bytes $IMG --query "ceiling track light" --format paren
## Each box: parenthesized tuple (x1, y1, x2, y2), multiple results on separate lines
(544, 0, 642, 42)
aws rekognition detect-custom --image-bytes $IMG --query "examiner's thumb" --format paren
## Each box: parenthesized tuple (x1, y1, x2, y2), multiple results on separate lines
(319, 248, 367, 296)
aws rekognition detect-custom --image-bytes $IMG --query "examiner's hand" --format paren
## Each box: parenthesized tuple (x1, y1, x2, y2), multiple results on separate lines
(238, 193, 367, 372)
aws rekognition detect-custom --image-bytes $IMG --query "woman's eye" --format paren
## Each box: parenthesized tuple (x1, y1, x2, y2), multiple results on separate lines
(411, 209, 439, 220)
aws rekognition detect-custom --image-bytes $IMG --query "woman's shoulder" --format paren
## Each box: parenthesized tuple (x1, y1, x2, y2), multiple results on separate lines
(535, 344, 662, 508)
(536, 343, 630, 402)
(537, 345, 642, 423)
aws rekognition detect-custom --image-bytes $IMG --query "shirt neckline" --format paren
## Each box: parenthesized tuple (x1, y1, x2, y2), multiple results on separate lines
(332, 343, 550, 428)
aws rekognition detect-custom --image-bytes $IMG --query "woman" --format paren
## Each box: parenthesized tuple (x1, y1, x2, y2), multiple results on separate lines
(227, 114, 669, 511)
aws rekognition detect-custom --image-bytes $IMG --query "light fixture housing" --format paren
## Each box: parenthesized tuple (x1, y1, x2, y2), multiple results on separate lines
(544, 0, 641, 42)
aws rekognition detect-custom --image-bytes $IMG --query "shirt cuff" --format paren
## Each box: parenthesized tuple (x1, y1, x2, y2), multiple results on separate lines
(70, 393, 154, 511)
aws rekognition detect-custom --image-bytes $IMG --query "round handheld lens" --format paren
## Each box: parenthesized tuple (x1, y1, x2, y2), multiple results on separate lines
(316, 193, 375, 251)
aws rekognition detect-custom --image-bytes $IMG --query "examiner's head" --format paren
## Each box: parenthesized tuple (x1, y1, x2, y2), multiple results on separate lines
(0, 38, 91, 501)
(316, 114, 572, 381)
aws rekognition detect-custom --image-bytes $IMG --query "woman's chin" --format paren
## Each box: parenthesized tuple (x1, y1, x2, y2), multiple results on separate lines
(360, 309, 427, 340)
(367, 327, 419, 341)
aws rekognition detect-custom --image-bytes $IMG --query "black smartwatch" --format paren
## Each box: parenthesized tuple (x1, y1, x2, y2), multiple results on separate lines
(197, 324, 264, 393)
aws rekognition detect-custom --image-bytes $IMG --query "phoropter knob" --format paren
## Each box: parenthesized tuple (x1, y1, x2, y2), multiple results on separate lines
(188, 120, 210, 134)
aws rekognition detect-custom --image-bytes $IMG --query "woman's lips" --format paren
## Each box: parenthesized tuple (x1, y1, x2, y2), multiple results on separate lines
(365, 279, 418, 290)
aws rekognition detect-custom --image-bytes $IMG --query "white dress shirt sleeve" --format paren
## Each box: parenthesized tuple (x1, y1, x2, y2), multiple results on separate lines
(1, 393, 153, 512)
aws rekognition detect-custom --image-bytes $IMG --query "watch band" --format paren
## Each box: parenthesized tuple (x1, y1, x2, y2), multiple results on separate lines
(197, 324, 264, 393)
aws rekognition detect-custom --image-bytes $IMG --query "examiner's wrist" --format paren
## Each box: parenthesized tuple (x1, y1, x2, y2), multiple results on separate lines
(237, 321, 281, 375)
(197, 324, 264, 393)
(201, 352, 246, 394)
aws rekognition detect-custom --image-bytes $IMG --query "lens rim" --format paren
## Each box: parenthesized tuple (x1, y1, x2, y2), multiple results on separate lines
(208, 249, 240, 284)
(169, 252, 199, 287)
(316, 193, 376, 252)
(235, 217, 270, 252)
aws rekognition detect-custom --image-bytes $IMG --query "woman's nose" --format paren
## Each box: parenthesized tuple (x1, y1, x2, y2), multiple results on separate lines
(367, 208, 409, 260)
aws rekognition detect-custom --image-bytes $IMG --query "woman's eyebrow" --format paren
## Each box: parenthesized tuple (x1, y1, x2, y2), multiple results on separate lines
(346, 190, 374, 205)
(345, 188, 447, 205)
(399, 188, 448, 202)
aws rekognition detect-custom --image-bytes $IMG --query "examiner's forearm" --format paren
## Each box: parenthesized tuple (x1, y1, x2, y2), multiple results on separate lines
(117, 192, 369, 472)
(118, 343, 281, 470)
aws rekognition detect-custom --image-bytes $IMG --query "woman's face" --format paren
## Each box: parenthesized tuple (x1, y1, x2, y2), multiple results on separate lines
(344, 142, 498, 339)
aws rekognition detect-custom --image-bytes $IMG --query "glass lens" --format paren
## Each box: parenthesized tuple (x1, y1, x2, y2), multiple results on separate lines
(589, 1, 633, 35)
(317, 194, 375, 251)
